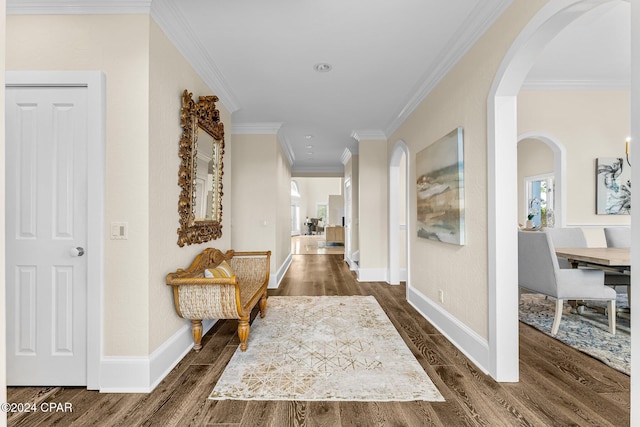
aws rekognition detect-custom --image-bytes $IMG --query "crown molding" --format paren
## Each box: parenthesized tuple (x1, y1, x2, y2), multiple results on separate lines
(231, 122, 283, 134)
(385, 0, 513, 136)
(7, 0, 152, 14)
(352, 129, 387, 141)
(340, 148, 353, 165)
(6, 0, 241, 113)
(150, 0, 240, 112)
(520, 79, 631, 91)
(291, 165, 345, 177)
(277, 132, 295, 167)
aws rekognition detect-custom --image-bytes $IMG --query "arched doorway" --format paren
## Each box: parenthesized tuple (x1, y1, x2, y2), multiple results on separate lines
(389, 140, 409, 286)
(517, 132, 567, 228)
(487, 0, 637, 393)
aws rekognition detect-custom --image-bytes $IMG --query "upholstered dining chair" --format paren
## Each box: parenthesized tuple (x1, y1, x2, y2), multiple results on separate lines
(603, 227, 631, 304)
(547, 227, 626, 291)
(604, 227, 631, 248)
(546, 227, 588, 269)
(518, 230, 616, 335)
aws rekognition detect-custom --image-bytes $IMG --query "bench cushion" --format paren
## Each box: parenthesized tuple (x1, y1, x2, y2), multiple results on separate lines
(205, 260, 234, 278)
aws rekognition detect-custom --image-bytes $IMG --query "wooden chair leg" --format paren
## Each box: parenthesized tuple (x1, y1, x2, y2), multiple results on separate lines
(259, 292, 267, 318)
(551, 299, 563, 335)
(238, 317, 250, 352)
(608, 299, 616, 335)
(191, 319, 203, 351)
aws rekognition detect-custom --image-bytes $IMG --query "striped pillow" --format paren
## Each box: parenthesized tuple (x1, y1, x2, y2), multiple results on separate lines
(204, 260, 234, 278)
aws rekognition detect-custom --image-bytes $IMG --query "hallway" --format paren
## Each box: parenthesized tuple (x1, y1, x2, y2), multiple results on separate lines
(291, 235, 344, 255)
(7, 255, 629, 426)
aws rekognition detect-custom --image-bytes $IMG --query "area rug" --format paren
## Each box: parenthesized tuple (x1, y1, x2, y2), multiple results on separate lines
(519, 293, 630, 375)
(209, 296, 444, 401)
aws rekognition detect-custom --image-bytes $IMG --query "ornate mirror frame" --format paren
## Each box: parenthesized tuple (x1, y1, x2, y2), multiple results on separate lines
(177, 89, 225, 247)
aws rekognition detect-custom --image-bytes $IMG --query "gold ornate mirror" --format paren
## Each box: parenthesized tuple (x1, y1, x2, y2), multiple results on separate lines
(177, 90, 225, 246)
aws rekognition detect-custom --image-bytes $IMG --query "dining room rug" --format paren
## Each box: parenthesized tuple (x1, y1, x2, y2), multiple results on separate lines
(209, 295, 445, 401)
(519, 293, 630, 375)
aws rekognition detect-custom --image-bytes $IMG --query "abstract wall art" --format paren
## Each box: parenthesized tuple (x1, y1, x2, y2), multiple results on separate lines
(416, 127, 465, 245)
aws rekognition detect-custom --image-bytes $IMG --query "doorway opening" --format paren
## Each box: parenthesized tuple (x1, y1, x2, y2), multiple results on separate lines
(488, 0, 635, 385)
(389, 140, 409, 286)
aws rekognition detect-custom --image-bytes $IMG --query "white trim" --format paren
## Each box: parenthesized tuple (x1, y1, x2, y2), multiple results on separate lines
(521, 79, 630, 91)
(100, 319, 216, 393)
(7, 0, 152, 14)
(232, 122, 283, 134)
(340, 148, 353, 165)
(277, 132, 295, 167)
(150, 0, 240, 112)
(352, 129, 387, 141)
(356, 268, 388, 283)
(389, 140, 410, 286)
(149, 319, 215, 391)
(269, 253, 292, 289)
(344, 255, 357, 271)
(385, 0, 512, 136)
(99, 357, 150, 393)
(6, 71, 106, 390)
(488, 0, 621, 383)
(630, 3, 639, 421)
(407, 285, 489, 375)
(291, 165, 344, 176)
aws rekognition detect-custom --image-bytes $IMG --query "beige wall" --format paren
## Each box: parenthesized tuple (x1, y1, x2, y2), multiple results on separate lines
(388, 0, 547, 339)
(518, 90, 631, 227)
(294, 177, 342, 228)
(6, 14, 234, 357)
(358, 140, 388, 272)
(1, 1, 7, 424)
(275, 142, 292, 270)
(7, 14, 152, 355)
(231, 133, 291, 274)
(148, 19, 232, 352)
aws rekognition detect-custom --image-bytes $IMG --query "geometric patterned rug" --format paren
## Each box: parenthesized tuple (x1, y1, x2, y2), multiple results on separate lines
(209, 296, 445, 401)
(519, 293, 630, 375)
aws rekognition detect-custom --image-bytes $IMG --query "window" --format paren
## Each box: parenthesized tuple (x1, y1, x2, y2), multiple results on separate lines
(291, 180, 301, 198)
(525, 174, 555, 227)
(291, 204, 300, 235)
(316, 203, 327, 222)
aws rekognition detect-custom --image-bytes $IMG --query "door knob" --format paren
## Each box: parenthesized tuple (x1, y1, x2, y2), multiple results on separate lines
(70, 247, 85, 257)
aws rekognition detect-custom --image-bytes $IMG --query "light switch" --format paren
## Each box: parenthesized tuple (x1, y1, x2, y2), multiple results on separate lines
(111, 222, 128, 240)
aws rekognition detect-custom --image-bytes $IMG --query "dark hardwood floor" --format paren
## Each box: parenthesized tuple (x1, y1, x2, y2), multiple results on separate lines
(8, 254, 630, 426)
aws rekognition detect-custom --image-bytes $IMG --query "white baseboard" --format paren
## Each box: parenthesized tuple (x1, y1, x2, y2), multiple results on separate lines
(269, 253, 292, 289)
(99, 319, 216, 393)
(399, 268, 407, 282)
(356, 268, 388, 282)
(406, 285, 489, 375)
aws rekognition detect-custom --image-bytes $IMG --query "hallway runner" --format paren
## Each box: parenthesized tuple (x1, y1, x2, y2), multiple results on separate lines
(210, 296, 444, 401)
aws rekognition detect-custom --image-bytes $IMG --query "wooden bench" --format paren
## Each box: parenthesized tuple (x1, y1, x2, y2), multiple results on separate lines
(166, 248, 270, 352)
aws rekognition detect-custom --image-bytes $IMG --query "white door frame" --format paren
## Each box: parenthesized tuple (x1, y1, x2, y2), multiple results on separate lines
(389, 140, 409, 286)
(6, 71, 105, 389)
(488, 0, 636, 389)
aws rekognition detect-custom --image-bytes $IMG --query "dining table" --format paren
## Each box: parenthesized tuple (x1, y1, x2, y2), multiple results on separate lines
(555, 247, 631, 317)
(555, 247, 630, 274)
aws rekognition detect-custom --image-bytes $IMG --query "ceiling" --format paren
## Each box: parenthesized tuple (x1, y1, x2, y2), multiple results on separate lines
(7, 0, 631, 175)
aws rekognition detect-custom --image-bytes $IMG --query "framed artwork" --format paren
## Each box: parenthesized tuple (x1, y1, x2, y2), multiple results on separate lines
(596, 157, 630, 215)
(416, 127, 465, 245)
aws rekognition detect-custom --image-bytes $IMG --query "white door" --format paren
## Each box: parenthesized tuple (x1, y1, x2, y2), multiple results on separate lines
(6, 86, 88, 386)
